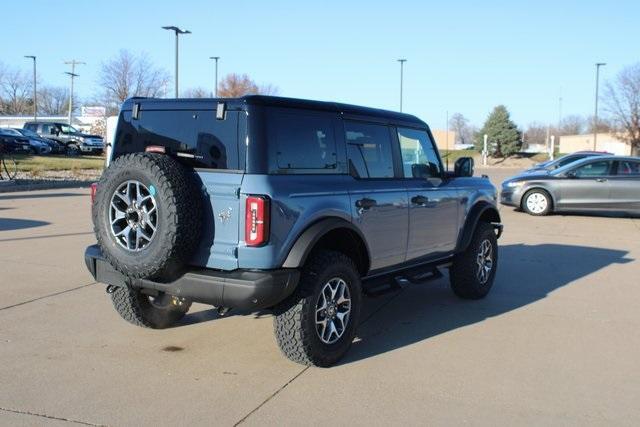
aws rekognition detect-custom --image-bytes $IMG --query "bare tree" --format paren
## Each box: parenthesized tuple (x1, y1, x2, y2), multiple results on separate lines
(448, 113, 472, 146)
(524, 122, 548, 146)
(181, 87, 209, 98)
(0, 63, 32, 115)
(38, 86, 71, 115)
(98, 50, 170, 113)
(603, 63, 640, 155)
(218, 73, 279, 98)
(558, 115, 586, 135)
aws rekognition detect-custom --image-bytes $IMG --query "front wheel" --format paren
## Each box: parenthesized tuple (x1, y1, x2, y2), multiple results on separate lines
(110, 286, 191, 329)
(273, 251, 362, 367)
(522, 189, 552, 216)
(450, 222, 498, 299)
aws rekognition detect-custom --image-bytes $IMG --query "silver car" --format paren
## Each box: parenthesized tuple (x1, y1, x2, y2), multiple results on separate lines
(501, 155, 640, 215)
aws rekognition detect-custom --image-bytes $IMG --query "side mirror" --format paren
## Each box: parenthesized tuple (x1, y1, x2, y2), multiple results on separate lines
(49, 128, 57, 135)
(411, 163, 430, 179)
(454, 157, 474, 177)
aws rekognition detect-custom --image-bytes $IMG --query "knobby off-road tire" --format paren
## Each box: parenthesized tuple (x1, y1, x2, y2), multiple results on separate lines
(273, 251, 362, 367)
(93, 153, 202, 280)
(111, 286, 192, 329)
(450, 222, 498, 300)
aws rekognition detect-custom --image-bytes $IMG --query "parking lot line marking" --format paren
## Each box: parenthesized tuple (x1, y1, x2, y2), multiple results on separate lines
(0, 407, 105, 427)
(0, 231, 94, 243)
(0, 282, 96, 311)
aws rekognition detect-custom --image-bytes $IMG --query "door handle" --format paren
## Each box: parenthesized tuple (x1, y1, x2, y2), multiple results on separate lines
(411, 195, 429, 206)
(355, 197, 377, 210)
(596, 178, 608, 183)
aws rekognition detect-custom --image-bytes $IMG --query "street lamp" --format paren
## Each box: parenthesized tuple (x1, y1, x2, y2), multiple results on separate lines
(593, 62, 606, 150)
(397, 59, 407, 112)
(24, 56, 37, 121)
(162, 26, 191, 98)
(64, 71, 79, 125)
(209, 56, 220, 97)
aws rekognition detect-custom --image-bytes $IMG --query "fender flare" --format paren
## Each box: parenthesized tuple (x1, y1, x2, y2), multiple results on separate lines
(456, 202, 502, 253)
(282, 217, 371, 270)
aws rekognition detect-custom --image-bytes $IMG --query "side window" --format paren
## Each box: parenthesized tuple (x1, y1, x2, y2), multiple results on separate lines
(345, 121, 394, 178)
(274, 113, 337, 169)
(41, 124, 52, 134)
(617, 160, 640, 175)
(573, 160, 612, 177)
(25, 124, 36, 131)
(397, 127, 442, 178)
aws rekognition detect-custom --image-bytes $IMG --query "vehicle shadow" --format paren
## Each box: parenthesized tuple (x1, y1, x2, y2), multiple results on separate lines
(0, 217, 50, 231)
(340, 243, 632, 365)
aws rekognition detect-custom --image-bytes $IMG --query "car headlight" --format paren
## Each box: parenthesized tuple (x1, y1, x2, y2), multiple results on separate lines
(505, 181, 524, 188)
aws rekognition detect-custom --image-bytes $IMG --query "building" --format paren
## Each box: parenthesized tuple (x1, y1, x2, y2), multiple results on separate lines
(431, 130, 457, 151)
(559, 133, 634, 156)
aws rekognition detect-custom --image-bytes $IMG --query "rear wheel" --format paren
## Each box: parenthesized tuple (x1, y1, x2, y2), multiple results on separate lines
(110, 286, 191, 329)
(522, 189, 552, 216)
(273, 251, 362, 367)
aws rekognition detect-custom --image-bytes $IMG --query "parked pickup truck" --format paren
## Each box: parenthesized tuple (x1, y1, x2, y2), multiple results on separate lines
(85, 96, 503, 366)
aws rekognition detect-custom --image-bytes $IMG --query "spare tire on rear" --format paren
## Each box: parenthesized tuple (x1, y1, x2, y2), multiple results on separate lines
(93, 153, 202, 280)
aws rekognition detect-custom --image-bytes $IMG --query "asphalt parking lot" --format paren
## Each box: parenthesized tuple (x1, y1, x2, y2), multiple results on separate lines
(1, 168, 639, 426)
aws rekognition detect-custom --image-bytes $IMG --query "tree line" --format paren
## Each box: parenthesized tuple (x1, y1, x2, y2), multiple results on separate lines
(0, 49, 278, 116)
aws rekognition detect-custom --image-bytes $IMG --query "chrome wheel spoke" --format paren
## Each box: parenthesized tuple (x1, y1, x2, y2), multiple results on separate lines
(315, 277, 351, 344)
(109, 180, 158, 252)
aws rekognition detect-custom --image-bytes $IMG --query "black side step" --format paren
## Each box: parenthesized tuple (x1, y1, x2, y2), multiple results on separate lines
(363, 267, 443, 297)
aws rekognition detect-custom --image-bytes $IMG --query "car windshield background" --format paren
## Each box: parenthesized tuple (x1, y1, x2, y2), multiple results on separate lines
(60, 124, 78, 134)
(345, 121, 394, 178)
(273, 113, 337, 170)
(573, 160, 612, 177)
(114, 110, 239, 170)
(397, 127, 441, 178)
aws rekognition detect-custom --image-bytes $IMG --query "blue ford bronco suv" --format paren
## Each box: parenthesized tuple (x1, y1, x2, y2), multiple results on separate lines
(85, 96, 502, 367)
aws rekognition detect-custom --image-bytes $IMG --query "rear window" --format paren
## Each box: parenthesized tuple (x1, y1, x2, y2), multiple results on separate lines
(113, 109, 240, 170)
(271, 111, 337, 170)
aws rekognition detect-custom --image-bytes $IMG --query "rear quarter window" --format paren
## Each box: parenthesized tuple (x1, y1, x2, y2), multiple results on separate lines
(113, 109, 241, 170)
(267, 109, 339, 173)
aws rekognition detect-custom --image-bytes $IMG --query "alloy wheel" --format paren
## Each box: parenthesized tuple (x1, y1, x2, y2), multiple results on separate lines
(315, 277, 352, 344)
(109, 180, 158, 251)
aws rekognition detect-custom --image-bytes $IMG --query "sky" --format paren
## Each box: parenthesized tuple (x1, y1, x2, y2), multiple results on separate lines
(2, 0, 639, 129)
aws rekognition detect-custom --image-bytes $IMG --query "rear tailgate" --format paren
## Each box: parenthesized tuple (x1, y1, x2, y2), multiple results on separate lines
(191, 171, 244, 270)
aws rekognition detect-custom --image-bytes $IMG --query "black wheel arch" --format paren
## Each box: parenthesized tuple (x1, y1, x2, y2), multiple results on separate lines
(282, 217, 371, 275)
(456, 202, 502, 253)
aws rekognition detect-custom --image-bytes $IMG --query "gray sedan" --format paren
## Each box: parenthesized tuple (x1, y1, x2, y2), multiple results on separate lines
(501, 155, 640, 215)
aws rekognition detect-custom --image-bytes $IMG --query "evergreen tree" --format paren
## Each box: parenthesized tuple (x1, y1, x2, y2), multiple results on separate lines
(475, 105, 522, 157)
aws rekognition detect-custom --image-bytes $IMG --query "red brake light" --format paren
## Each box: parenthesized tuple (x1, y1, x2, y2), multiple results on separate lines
(90, 182, 98, 204)
(245, 195, 270, 246)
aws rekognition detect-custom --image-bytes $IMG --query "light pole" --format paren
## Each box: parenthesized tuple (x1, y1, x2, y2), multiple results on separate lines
(209, 56, 220, 97)
(24, 56, 37, 121)
(64, 72, 79, 125)
(162, 26, 191, 98)
(398, 59, 407, 112)
(593, 62, 606, 150)
(64, 60, 85, 125)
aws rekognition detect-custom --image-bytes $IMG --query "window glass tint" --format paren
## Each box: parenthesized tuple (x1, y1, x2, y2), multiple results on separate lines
(617, 160, 640, 175)
(345, 122, 394, 178)
(41, 124, 53, 134)
(24, 123, 37, 131)
(398, 127, 442, 178)
(558, 154, 585, 167)
(274, 113, 337, 169)
(60, 124, 78, 134)
(114, 110, 239, 170)
(573, 160, 611, 177)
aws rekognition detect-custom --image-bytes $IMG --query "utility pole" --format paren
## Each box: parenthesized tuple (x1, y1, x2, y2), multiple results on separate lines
(593, 62, 606, 150)
(162, 26, 191, 98)
(24, 56, 37, 121)
(445, 110, 449, 170)
(209, 56, 220, 97)
(64, 60, 85, 125)
(397, 59, 407, 112)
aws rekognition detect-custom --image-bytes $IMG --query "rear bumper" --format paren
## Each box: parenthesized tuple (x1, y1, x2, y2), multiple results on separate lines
(84, 245, 299, 310)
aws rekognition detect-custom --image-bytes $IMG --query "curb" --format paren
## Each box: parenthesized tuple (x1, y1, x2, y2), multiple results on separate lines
(0, 180, 95, 193)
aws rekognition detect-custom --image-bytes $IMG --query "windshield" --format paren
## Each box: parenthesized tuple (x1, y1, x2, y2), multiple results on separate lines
(60, 124, 79, 134)
(16, 128, 37, 137)
(0, 128, 21, 136)
(551, 157, 598, 176)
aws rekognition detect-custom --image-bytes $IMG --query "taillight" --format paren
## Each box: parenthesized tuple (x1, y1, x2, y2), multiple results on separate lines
(90, 182, 98, 204)
(245, 195, 270, 246)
